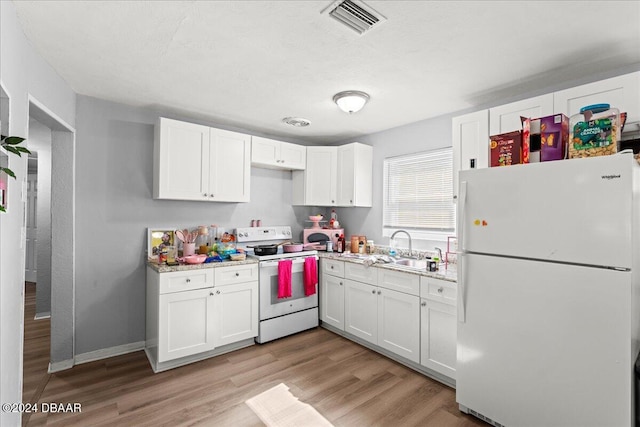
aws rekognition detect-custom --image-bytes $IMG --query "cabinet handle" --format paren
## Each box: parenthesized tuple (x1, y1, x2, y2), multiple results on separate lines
(330, 266, 334, 269)
(210, 292, 214, 296)
(203, 193, 208, 197)
(339, 281, 343, 286)
(421, 301, 426, 307)
(377, 290, 381, 295)
(350, 200, 353, 204)
(186, 278, 191, 283)
(331, 200, 335, 204)
(216, 290, 220, 294)
(235, 272, 240, 276)
(438, 287, 443, 293)
(371, 290, 375, 294)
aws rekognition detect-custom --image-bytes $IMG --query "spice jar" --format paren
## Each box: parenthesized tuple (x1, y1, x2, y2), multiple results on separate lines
(350, 236, 359, 253)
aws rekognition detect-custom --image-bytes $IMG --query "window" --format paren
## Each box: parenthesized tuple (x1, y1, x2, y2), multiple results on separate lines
(383, 147, 455, 237)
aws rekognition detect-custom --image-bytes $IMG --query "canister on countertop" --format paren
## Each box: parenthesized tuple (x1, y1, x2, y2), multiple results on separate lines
(351, 235, 359, 253)
(326, 240, 333, 252)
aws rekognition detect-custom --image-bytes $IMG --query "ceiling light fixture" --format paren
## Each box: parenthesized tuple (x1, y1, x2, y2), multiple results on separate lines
(333, 90, 370, 114)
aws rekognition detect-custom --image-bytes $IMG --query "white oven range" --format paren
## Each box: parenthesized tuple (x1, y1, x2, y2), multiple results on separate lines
(235, 226, 319, 343)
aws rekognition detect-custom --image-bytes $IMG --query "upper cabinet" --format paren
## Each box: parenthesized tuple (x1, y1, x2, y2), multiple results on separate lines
(489, 94, 554, 135)
(553, 72, 640, 124)
(293, 142, 373, 207)
(154, 117, 251, 202)
(251, 136, 306, 170)
(337, 143, 373, 207)
(452, 110, 489, 202)
(293, 146, 337, 206)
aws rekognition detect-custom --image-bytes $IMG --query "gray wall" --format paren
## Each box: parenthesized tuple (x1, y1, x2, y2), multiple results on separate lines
(74, 95, 314, 355)
(0, 1, 76, 424)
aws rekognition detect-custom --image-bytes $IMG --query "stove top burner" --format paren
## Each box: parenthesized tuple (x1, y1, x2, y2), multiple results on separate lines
(248, 248, 318, 261)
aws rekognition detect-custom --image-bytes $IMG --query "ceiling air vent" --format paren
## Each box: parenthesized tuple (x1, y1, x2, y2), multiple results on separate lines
(323, 0, 386, 35)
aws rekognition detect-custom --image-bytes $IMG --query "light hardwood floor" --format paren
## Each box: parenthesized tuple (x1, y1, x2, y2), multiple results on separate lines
(22, 283, 485, 426)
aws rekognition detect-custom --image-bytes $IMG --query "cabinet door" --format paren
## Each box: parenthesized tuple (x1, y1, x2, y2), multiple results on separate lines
(421, 298, 457, 379)
(320, 274, 345, 330)
(213, 281, 258, 347)
(158, 288, 215, 362)
(489, 94, 554, 135)
(209, 128, 251, 202)
(305, 146, 337, 206)
(553, 72, 640, 124)
(251, 136, 279, 167)
(337, 143, 372, 207)
(344, 279, 377, 344)
(155, 118, 210, 200)
(377, 288, 420, 363)
(279, 141, 306, 170)
(452, 110, 489, 202)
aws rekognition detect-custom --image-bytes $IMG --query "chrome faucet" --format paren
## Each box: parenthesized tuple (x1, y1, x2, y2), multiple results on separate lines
(434, 247, 443, 261)
(390, 229, 412, 257)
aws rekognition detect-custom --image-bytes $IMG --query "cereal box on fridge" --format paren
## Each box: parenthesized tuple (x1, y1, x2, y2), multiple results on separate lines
(490, 131, 523, 167)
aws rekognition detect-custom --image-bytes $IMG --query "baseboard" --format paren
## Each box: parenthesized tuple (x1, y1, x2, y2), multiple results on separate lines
(48, 359, 74, 373)
(74, 341, 146, 365)
(34, 311, 51, 320)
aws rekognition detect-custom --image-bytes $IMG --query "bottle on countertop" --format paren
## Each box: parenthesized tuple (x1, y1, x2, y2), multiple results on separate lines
(337, 234, 345, 253)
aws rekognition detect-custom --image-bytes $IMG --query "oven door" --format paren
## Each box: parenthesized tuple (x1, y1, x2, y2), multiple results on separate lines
(258, 257, 318, 321)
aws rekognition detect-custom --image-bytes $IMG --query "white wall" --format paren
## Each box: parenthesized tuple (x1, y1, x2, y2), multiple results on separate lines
(0, 2, 76, 425)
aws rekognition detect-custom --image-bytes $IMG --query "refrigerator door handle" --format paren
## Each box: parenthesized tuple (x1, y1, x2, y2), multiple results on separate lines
(458, 181, 467, 252)
(457, 253, 466, 323)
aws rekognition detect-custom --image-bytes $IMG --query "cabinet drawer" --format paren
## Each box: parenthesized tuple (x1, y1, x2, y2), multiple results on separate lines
(345, 262, 377, 285)
(420, 277, 457, 306)
(322, 259, 345, 277)
(215, 263, 259, 286)
(377, 269, 420, 296)
(159, 269, 213, 294)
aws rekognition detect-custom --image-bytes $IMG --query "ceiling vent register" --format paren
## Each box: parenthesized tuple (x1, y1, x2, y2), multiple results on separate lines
(325, 0, 386, 35)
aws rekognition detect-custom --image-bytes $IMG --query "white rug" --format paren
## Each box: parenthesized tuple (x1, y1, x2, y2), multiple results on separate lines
(245, 383, 334, 427)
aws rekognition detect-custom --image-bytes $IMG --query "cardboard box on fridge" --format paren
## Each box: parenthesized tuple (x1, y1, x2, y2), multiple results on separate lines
(490, 130, 527, 167)
(539, 114, 569, 161)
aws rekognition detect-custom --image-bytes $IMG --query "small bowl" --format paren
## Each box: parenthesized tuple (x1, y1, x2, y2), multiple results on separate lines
(309, 215, 323, 222)
(183, 254, 207, 264)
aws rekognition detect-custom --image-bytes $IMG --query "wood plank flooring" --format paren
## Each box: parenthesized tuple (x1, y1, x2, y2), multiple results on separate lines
(22, 283, 485, 426)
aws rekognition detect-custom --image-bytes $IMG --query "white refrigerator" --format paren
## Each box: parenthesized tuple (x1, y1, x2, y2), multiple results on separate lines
(456, 152, 640, 427)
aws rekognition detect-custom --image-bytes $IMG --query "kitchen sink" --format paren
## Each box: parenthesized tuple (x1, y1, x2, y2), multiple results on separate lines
(393, 258, 428, 270)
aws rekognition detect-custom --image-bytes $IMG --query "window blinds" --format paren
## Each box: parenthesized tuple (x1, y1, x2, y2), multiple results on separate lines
(383, 147, 455, 231)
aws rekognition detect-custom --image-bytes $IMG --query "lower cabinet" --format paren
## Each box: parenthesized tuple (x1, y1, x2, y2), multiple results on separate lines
(344, 277, 420, 364)
(420, 277, 457, 379)
(159, 287, 216, 363)
(320, 272, 345, 330)
(213, 281, 258, 347)
(147, 264, 259, 372)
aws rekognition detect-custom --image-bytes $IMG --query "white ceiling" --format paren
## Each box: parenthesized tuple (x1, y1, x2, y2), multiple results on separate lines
(12, 1, 640, 143)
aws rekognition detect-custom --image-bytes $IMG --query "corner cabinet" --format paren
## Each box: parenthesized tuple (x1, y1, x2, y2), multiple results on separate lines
(154, 117, 251, 202)
(293, 142, 373, 207)
(251, 136, 306, 170)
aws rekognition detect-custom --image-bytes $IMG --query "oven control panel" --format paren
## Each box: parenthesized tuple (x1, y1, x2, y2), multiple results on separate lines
(235, 226, 292, 242)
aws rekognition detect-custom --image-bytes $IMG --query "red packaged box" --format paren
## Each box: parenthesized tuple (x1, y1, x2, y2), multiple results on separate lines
(539, 114, 569, 161)
(490, 130, 523, 167)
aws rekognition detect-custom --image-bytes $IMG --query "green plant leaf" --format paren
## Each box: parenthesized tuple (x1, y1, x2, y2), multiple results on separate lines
(2, 136, 26, 145)
(4, 146, 22, 156)
(1, 167, 16, 179)
(16, 146, 32, 155)
(0, 205, 5, 213)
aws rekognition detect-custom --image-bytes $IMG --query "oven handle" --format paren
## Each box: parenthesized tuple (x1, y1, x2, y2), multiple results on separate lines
(259, 256, 318, 267)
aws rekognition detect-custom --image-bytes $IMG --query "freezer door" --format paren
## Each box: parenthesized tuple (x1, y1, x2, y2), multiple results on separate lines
(458, 154, 635, 269)
(457, 254, 632, 427)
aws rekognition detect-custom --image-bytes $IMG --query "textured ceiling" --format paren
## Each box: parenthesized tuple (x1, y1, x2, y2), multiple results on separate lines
(12, 0, 640, 143)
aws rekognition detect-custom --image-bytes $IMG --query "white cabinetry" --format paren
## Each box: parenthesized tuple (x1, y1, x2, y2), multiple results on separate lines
(489, 94, 554, 135)
(320, 259, 345, 330)
(251, 136, 306, 170)
(343, 264, 420, 363)
(420, 277, 457, 379)
(293, 146, 337, 206)
(452, 110, 489, 202)
(146, 263, 259, 372)
(553, 72, 640, 124)
(293, 142, 373, 207)
(337, 143, 373, 207)
(154, 117, 251, 202)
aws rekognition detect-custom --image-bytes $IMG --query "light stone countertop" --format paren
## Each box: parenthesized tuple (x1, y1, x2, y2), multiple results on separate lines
(147, 257, 258, 273)
(318, 252, 457, 283)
